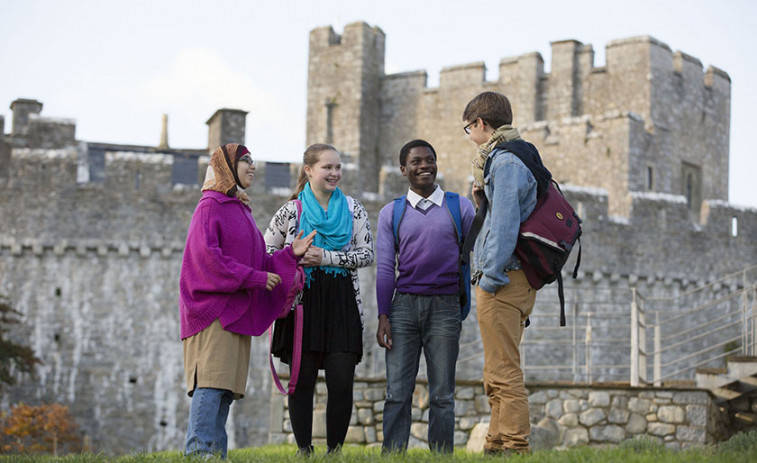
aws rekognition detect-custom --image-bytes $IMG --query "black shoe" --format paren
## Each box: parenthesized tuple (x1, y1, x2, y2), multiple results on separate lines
(296, 445, 314, 457)
(326, 445, 341, 455)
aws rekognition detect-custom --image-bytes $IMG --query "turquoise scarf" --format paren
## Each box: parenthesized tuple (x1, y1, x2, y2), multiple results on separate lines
(298, 183, 353, 286)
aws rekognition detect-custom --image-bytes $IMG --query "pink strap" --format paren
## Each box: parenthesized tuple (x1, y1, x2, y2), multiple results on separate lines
(270, 200, 305, 395)
(269, 304, 303, 395)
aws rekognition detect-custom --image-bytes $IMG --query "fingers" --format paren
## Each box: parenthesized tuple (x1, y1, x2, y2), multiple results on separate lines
(376, 318, 393, 349)
(266, 272, 281, 291)
(295, 230, 304, 239)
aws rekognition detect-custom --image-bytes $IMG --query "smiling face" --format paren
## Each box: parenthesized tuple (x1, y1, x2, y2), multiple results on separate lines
(305, 149, 342, 196)
(401, 146, 437, 196)
(236, 154, 256, 189)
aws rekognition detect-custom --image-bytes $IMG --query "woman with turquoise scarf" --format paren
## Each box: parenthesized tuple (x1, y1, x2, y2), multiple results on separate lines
(264, 144, 374, 456)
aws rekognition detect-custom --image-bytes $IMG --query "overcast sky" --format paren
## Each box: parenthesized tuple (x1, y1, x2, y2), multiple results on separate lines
(1, 0, 755, 208)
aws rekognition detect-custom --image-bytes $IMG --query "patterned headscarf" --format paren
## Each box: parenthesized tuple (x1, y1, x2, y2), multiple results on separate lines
(202, 143, 251, 205)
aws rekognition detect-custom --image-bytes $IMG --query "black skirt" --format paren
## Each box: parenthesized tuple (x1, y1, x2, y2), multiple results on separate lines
(272, 268, 363, 366)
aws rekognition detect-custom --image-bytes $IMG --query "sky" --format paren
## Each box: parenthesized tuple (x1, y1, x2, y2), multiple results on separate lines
(1, 0, 755, 208)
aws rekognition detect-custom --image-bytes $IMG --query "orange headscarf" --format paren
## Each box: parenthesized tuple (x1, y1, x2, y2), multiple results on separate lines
(202, 143, 251, 205)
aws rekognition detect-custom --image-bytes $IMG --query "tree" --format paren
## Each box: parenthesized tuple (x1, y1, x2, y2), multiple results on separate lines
(1, 403, 82, 455)
(0, 295, 39, 390)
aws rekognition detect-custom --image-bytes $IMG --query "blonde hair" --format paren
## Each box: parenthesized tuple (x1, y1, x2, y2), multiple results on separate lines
(289, 143, 339, 200)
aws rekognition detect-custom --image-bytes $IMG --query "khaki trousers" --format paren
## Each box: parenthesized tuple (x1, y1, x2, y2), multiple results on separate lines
(476, 270, 536, 452)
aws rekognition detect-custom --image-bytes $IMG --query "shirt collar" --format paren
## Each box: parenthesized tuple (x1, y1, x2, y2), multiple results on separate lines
(406, 184, 444, 209)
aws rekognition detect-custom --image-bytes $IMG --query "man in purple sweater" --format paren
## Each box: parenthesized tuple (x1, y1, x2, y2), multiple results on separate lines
(376, 139, 475, 452)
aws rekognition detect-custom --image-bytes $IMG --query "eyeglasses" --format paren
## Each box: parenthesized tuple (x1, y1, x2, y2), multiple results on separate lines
(239, 155, 256, 166)
(463, 119, 477, 135)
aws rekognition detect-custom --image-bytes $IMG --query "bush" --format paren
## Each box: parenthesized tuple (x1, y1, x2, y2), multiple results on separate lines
(0, 403, 82, 455)
(717, 429, 757, 454)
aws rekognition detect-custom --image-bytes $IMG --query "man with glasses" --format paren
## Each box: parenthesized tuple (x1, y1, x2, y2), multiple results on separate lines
(461, 91, 546, 456)
(375, 139, 474, 453)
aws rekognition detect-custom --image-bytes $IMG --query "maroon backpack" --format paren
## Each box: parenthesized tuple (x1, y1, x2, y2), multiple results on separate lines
(515, 180, 582, 326)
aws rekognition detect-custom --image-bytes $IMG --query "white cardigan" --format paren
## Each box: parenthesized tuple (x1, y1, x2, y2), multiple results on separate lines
(263, 197, 375, 326)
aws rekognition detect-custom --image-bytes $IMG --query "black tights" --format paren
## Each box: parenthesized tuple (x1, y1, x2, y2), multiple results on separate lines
(288, 351, 357, 449)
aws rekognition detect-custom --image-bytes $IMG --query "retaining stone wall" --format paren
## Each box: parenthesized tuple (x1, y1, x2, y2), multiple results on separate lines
(268, 380, 729, 451)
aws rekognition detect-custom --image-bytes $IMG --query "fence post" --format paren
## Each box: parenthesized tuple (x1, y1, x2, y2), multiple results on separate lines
(572, 302, 578, 382)
(654, 311, 661, 387)
(743, 269, 748, 356)
(631, 288, 639, 387)
(639, 297, 647, 385)
(585, 313, 592, 384)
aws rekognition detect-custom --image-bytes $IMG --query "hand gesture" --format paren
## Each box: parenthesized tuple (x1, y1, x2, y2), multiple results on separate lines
(301, 245, 323, 267)
(471, 183, 485, 209)
(292, 230, 317, 257)
(266, 272, 282, 291)
(376, 314, 393, 349)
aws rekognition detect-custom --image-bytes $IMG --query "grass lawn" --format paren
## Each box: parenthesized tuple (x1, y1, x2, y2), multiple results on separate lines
(0, 431, 755, 462)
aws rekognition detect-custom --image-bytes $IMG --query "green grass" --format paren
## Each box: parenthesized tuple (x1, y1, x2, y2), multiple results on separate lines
(1, 431, 756, 462)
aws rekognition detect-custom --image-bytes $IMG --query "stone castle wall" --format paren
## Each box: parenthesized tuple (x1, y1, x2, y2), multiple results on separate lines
(0, 143, 754, 453)
(308, 24, 730, 217)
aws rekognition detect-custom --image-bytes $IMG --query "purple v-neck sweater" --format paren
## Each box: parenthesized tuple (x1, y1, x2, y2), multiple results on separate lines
(179, 191, 301, 339)
(375, 196, 474, 316)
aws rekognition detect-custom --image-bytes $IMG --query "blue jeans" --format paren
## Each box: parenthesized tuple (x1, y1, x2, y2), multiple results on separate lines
(185, 387, 234, 458)
(382, 293, 461, 452)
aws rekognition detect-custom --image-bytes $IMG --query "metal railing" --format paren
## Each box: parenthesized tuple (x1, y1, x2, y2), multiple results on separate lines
(450, 265, 756, 385)
(630, 264, 757, 386)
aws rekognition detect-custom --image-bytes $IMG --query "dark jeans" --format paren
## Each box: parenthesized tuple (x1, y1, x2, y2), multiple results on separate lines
(382, 293, 462, 452)
(288, 351, 357, 449)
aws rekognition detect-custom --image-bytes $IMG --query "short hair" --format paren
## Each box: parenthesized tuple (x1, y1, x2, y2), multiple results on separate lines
(462, 91, 513, 129)
(399, 139, 436, 166)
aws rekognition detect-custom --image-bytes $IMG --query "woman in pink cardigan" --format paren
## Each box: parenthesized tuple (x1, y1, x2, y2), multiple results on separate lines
(179, 143, 314, 459)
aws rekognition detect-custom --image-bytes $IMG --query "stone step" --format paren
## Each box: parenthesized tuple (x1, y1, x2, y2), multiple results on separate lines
(726, 356, 757, 379)
(695, 370, 732, 390)
(711, 387, 742, 403)
(739, 375, 757, 389)
(734, 412, 757, 426)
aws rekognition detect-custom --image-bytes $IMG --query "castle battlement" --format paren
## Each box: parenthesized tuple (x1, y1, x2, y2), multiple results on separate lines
(0, 237, 185, 258)
(307, 24, 732, 214)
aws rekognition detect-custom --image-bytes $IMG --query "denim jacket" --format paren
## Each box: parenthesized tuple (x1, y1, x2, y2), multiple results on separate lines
(473, 148, 537, 294)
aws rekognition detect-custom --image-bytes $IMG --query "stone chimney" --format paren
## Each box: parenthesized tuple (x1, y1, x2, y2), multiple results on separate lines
(206, 108, 247, 151)
(10, 98, 43, 136)
(158, 114, 169, 150)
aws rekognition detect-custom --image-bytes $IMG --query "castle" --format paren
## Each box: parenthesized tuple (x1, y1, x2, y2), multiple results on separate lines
(0, 21, 754, 454)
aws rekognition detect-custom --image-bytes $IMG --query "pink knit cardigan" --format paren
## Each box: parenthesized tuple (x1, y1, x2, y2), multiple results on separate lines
(179, 191, 301, 339)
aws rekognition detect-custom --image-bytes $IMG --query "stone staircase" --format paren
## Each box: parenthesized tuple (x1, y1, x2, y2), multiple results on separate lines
(696, 356, 757, 428)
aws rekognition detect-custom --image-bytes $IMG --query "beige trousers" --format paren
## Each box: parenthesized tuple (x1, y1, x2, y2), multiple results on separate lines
(476, 270, 536, 452)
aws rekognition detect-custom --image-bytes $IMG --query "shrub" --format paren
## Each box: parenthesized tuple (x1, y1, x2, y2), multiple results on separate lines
(0, 403, 82, 455)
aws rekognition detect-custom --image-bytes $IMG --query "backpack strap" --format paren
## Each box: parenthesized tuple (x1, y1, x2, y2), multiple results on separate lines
(462, 157, 493, 263)
(445, 192, 463, 246)
(391, 196, 407, 251)
(269, 199, 304, 395)
(444, 192, 472, 320)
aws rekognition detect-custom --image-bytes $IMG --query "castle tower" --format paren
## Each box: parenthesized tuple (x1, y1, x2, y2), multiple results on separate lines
(206, 108, 248, 151)
(306, 21, 385, 193)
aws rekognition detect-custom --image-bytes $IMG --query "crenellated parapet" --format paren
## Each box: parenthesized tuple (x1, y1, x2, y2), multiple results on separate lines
(309, 25, 732, 218)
